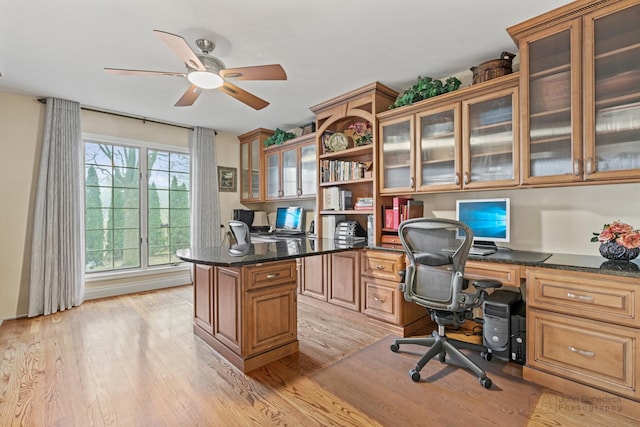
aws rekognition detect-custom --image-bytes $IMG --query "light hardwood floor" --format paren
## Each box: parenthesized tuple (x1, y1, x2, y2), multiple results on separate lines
(0, 285, 636, 426)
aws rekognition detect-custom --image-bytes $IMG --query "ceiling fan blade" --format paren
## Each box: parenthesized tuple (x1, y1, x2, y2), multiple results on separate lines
(220, 82, 269, 110)
(153, 29, 206, 71)
(105, 68, 186, 77)
(220, 64, 287, 81)
(175, 85, 202, 107)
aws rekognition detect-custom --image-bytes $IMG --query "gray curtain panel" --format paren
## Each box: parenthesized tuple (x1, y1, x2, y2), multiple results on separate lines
(189, 127, 221, 249)
(28, 98, 85, 317)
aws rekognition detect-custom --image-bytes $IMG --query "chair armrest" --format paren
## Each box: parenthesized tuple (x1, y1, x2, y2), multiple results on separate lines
(471, 279, 502, 290)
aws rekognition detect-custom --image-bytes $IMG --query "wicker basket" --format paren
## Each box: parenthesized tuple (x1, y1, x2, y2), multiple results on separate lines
(471, 51, 516, 85)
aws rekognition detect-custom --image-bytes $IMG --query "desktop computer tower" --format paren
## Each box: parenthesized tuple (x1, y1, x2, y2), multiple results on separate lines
(483, 290, 522, 362)
(510, 301, 526, 365)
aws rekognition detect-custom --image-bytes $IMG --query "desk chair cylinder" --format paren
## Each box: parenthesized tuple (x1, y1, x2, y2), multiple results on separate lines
(389, 218, 502, 388)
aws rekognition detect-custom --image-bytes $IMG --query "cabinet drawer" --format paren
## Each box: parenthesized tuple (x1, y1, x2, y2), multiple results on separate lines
(361, 250, 405, 282)
(362, 276, 400, 324)
(528, 308, 640, 400)
(244, 261, 297, 290)
(465, 261, 521, 287)
(527, 268, 640, 327)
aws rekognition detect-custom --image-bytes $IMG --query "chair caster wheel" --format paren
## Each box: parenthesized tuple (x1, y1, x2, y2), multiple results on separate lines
(390, 343, 399, 353)
(479, 377, 492, 389)
(438, 352, 446, 363)
(481, 351, 492, 361)
(409, 369, 421, 382)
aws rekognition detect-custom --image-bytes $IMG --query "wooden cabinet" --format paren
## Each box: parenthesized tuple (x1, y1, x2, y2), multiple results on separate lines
(509, 0, 640, 185)
(264, 133, 317, 200)
(378, 74, 519, 194)
(311, 82, 398, 244)
(525, 267, 640, 403)
(299, 254, 329, 301)
(191, 260, 298, 372)
(238, 128, 274, 203)
(360, 249, 427, 336)
(328, 250, 361, 311)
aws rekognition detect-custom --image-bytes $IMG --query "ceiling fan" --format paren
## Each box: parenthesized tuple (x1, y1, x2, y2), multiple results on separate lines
(105, 30, 287, 110)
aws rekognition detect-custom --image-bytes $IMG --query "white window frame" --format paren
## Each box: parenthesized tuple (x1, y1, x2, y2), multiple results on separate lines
(83, 132, 191, 280)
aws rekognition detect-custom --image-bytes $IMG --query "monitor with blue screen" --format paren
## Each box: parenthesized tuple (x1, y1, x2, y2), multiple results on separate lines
(456, 198, 510, 250)
(275, 207, 304, 233)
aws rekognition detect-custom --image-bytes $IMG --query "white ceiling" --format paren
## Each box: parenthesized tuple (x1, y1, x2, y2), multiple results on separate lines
(0, 0, 572, 135)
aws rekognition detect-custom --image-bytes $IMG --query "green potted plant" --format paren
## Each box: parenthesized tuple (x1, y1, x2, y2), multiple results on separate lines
(264, 128, 297, 147)
(389, 76, 462, 110)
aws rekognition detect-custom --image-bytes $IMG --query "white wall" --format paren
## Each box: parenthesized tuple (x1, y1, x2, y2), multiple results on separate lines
(0, 92, 244, 320)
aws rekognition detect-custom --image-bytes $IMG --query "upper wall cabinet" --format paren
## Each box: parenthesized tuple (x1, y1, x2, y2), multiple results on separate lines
(238, 128, 274, 203)
(377, 74, 519, 194)
(264, 133, 317, 201)
(509, 0, 640, 185)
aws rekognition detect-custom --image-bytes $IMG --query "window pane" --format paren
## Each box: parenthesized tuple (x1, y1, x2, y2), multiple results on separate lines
(170, 172, 190, 190)
(149, 170, 170, 190)
(149, 150, 169, 171)
(114, 208, 139, 228)
(148, 208, 169, 228)
(170, 153, 190, 173)
(113, 146, 139, 168)
(170, 227, 190, 245)
(114, 249, 140, 269)
(85, 142, 111, 166)
(113, 189, 139, 208)
(170, 208, 190, 227)
(114, 167, 139, 188)
(170, 190, 189, 209)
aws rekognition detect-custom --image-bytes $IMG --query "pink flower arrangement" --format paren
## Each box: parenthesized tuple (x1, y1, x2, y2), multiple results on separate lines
(592, 221, 640, 249)
(346, 121, 372, 146)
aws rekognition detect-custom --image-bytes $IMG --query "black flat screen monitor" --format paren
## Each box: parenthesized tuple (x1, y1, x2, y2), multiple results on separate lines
(456, 198, 510, 249)
(274, 207, 304, 232)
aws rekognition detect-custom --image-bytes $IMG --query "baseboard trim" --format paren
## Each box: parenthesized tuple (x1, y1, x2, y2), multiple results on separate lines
(85, 272, 192, 300)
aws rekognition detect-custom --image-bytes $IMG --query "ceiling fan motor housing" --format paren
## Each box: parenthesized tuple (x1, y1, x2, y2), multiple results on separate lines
(189, 55, 225, 75)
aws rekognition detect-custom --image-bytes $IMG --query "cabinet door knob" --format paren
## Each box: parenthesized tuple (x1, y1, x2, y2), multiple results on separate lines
(373, 296, 386, 303)
(266, 273, 280, 279)
(573, 159, 582, 176)
(375, 264, 386, 270)
(586, 157, 593, 175)
(410, 177, 415, 189)
(455, 173, 460, 186)
(463, 172, 470, 185)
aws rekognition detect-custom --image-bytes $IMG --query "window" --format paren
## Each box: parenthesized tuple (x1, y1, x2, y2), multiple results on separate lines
(84, 138, 190, 273)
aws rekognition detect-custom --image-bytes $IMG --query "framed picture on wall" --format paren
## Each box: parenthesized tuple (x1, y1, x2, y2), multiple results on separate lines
(217, 166, 237, 192)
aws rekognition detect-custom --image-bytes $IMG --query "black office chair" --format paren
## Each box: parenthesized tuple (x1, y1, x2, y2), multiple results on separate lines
(390, 218, 502, 388)
(228, 220, 252, 256)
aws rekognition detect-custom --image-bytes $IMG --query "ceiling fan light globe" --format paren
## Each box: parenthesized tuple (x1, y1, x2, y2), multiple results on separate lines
(188, 71, 223, 89)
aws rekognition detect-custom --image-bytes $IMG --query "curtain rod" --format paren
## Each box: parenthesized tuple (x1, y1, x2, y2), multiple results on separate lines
(36, 97, 216, 134)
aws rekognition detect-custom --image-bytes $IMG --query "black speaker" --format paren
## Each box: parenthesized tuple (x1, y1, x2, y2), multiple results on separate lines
(483, 290, 521, 361)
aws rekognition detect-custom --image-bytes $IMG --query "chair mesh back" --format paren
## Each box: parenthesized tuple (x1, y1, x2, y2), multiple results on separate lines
(399, 218, 473, 311)
(228, 220, 251, 246)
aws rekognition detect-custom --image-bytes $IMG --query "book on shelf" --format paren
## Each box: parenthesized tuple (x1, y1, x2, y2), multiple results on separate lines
(321, 215, 346, 239)
(354, 197, 373, 210)
(392, 197, 412, 229)
(339, 189, 353, 210)
(322, 187, 340, 210)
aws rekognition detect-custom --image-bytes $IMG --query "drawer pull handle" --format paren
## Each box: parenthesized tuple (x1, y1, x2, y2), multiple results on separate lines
(266, 273, 280, 279)
(566, 292, 594, 302)
(568, 346, 595, 358)
(374, 297, 385, 303)
(375, 265, 386, 270)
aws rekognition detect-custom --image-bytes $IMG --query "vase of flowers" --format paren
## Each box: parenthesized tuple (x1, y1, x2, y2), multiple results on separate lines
(591, 221, 640, 261)
(346, 121, 372, 146)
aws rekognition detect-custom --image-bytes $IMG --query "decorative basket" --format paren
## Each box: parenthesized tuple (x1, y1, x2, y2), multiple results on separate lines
(471, 51, 516, 85)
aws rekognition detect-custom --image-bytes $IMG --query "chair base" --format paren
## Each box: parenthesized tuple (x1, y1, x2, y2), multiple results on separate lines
(390, 330, 493, 389)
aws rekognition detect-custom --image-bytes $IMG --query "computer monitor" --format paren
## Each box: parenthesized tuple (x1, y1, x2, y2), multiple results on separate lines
(456, 198, 510, 249)
(274, 207, 304, 232)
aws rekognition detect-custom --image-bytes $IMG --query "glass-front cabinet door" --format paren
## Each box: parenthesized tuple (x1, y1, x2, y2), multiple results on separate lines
(416, 104, 460, 191)
(379, 116, 414, 194)
(583, 2, 640, 181)
(249, 139, 261, 199)
(521, 20, 582, 184)
(463, 87, 518, 189)
(240, 142, 250, 200)
(299, 142, 316, 197)
(265, 151, 281, 200)
(281, 147, 298, 198)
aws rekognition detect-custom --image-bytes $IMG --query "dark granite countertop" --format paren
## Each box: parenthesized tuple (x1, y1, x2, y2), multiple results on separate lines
(176, 237, 367, 267)
(178, 238, 640, 279)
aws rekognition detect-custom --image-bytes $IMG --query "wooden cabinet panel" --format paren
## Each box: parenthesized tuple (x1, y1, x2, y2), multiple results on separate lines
(246, 285, 297, 357)
(527, 267, 639, 327)
(528, 308, 640, 400)
(245, 261, 297, 290)
(193, 264, 214, 334)
(465, 261, 521, 287)
(264, 133, 316, 201)
(361, 250, 405, 282)
(329, 251, 361, 311)
(214, 267, 242, 354)
(361, 276, 400, 324)
(300, 255, 328, 301)
(238, 128, 274, 203)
